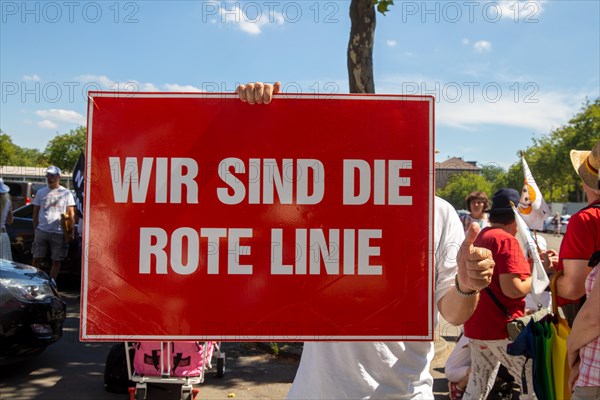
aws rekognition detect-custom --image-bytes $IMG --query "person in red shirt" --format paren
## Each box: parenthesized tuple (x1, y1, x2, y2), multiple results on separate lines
(556, 141, 600, 325)
(463, 188, 536, 400)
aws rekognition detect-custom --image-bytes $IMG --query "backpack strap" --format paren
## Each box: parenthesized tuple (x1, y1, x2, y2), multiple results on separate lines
(484, 287, 511, 317)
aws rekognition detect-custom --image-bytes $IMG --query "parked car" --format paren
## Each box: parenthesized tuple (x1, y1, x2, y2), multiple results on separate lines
(0, 258, 66, 365)
(5, 181, 45, 209)
(6, 204, 82, 281)
(543, 214, 570, 234)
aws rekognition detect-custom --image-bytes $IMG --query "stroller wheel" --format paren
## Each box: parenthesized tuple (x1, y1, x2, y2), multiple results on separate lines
(181, 386, 193, 400)
(216, 357, 226, 378)
(135, 387, 147, 400)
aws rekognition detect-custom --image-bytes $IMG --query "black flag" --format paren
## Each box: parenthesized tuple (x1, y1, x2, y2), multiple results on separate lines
(72, 152, 85, 218)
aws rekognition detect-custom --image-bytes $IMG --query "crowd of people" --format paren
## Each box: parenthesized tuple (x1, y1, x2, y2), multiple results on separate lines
(448, 143, 599, 400)
(1, 81, 597, 399)
(237, 83, 599, 400)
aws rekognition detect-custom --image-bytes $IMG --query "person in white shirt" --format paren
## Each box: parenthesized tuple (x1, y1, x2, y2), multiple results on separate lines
(236, 82, 496, 399)
(32, 166, 76, 280)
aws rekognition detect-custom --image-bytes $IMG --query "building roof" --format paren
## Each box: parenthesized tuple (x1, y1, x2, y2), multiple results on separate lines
(0, 166, 73, 185)
(0, 165, 48, 179)
(435, 157, 480, 171)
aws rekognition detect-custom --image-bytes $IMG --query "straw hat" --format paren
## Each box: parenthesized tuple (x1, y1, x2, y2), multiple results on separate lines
(0, 178, 9, 194)
(570, 141, 600, 190)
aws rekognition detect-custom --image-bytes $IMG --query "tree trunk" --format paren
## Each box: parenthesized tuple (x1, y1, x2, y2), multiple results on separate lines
(347, 0, 376, 94)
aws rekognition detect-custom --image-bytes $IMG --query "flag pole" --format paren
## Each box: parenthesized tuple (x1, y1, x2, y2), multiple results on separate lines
(532, 230, 542, 254)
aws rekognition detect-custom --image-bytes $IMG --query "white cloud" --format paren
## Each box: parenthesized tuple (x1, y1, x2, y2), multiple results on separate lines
(77, 75, 207, 93)
(77, 74, 115, 88)
(217, 2, 284, 35)
(474, 41, 492, 52)
(377, 73, 593, 134)
(462, 38, 470, 45)
(386, 40, 397, 47)
(164, 84, 203, 92)
(141, 83, 160, 91)
(38, 120, 58, 129)
(35, 109, 86, 125)
(492, 0, 547, 20)
(437, 91, 582, 133)
(77, 74, 157, 92)
(23, 74, 40, 81)
(457, 62, 491, 78)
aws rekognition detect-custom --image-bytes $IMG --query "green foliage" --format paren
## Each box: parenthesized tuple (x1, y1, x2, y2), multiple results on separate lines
(43, 126, 86, 172)
(503, 162, 524, 196)
(13, 147, 46, 166)
(480, 163, 508, 194)
(0, 133, 17, 165)
(437, 98, 599, 208)
(269, 342, 280, 356)
(0, 131, 45, 167)
(373, 0, 394, 15)
(523, 98, 599, 202)
(436, 172, 492, 210)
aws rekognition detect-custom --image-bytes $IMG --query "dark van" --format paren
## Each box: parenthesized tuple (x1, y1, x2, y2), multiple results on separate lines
(5, 181, 45, 209)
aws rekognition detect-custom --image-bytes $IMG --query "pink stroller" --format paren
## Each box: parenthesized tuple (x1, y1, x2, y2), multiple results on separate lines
(125, 341, 225, 400)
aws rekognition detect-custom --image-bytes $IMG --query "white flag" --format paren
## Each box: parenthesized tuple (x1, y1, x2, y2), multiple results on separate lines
(512, 205, 550, 304)
(517, 156, 551, 231)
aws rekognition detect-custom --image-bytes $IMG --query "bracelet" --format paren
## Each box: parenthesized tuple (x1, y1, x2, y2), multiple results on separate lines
(455, 275, 479, 297)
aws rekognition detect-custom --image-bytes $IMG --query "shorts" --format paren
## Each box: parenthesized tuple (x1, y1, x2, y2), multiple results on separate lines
(33, 229, 68, 261)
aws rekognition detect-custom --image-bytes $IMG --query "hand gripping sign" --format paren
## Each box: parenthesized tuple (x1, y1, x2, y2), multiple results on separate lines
(80, 92, 434, 341)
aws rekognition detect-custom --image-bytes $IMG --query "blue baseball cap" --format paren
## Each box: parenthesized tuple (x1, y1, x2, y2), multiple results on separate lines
(46, 166, 62, 176)
(487, 188, 520, 215)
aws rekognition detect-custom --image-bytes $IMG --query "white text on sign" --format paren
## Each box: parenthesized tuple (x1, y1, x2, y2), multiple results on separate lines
(139, 228, 382, 276)
(109, 157, 413, 205)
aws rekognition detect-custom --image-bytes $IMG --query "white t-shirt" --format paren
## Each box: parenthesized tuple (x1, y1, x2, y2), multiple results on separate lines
(33, 185, 75, 234)
(287, 197, 465, 399)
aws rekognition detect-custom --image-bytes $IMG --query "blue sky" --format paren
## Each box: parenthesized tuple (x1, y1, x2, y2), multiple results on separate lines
(1, 0, 598, 170)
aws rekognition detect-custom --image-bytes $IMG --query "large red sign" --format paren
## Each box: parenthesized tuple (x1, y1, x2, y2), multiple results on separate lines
(80, 92, 434, 341)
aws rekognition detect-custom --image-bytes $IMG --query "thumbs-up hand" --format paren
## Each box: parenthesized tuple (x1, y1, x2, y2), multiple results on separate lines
(457, 222, 495, 292)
